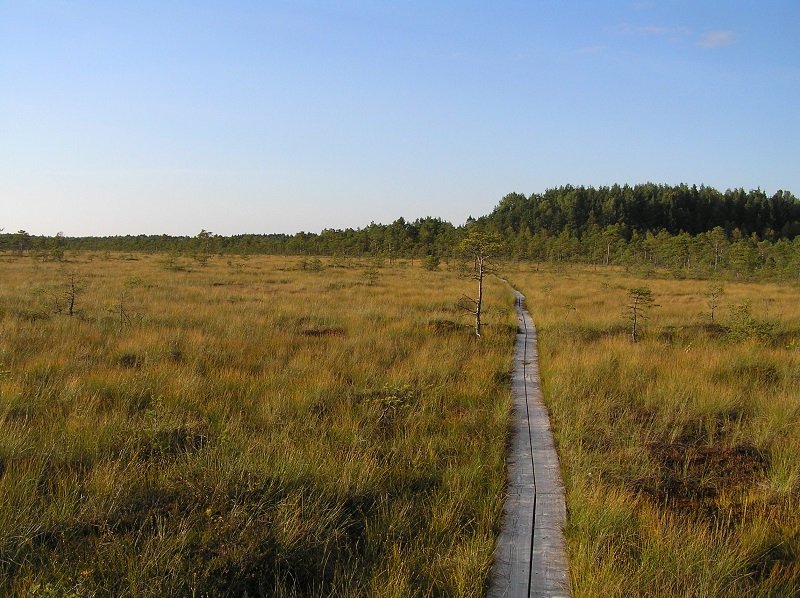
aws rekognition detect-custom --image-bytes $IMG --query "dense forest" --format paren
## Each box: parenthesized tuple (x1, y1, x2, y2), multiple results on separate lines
(483, 183, 800, 239)
(4, 183, 800, 279)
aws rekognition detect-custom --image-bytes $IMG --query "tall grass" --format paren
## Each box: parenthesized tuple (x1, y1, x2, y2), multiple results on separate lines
(0, 253, 515, 596)
(510, 264, 800, 597)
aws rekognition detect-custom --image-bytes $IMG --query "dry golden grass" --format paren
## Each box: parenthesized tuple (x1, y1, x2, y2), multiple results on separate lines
(509, 264, 800, 597)
(0, 252, 515, 597)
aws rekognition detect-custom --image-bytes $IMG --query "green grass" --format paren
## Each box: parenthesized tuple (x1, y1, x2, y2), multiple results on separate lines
(510, 264, 800, 597)
(0, 253, 515, 597)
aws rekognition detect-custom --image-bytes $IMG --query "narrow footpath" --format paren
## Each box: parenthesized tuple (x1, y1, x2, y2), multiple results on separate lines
(488, 287, 570, 598)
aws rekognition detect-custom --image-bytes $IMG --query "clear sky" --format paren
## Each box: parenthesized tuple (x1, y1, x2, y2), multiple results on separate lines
(2, 1, 798, 236)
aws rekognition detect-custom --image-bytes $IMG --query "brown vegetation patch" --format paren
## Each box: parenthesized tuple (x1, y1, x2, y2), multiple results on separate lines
(34, 456, 92, 496)
(674, 412, 747, 444)
(107, 483, 185, 533)
(139, 414, 211, 460)
(428, 319, 469, 335)
(721, 363, 781, 387)
(16, 308, 51, 322)
(2, 405, 37, 423)
(643, 441, 766, 515)
(301, 327, 345, 337)
(566, 324, 629, 343)
(658, 323, 726, 344)
(118, 352, 143, 369)
(748, 532, 800, 587)
(492, 370, 512, 385)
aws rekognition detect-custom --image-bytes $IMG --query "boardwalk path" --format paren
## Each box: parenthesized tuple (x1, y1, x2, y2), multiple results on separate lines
(488, 286, 570, 598)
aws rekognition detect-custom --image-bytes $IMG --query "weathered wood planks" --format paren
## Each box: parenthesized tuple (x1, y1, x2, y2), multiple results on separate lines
(488, 288, 570, 598)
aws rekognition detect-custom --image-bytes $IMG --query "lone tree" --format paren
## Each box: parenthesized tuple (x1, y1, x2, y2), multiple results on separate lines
(459, 230, 504, 337)
(626, 287, 657, 343)
(194, 229, 216, 265)
(14, 230, 30, 256)
(706, 283, 725, 324)
(55, 268, 84, 317)
(49, 231, 65, 262)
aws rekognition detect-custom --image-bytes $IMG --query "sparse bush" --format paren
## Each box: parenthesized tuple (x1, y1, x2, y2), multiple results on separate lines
(159, 254, 189, 272)
(308, 257, 324, 271)
(727, 300, 774, 343)
(361, 266, 379, 285)
(423, 254, 441, 271)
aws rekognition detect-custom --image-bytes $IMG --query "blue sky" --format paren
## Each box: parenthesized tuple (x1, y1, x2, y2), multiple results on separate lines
(2, 1, 798, 236)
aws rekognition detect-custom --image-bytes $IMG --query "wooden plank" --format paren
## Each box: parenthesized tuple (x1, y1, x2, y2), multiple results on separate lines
(488, 288, 570, 598)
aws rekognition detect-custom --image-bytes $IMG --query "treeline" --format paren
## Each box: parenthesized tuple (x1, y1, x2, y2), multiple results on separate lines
(482, 183, 800, 239)
(0, 217, 459, 262)
(478, 184, 800, 278)
(3, 184, 800, 279)
(503, 225, 800, 279)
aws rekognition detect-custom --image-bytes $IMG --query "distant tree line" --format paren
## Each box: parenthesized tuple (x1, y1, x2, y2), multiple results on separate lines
(3, 184, 800, 279)
(477, 184, 800, 279)
(482, 184, 800, 239)
(0, 217, 460, 262)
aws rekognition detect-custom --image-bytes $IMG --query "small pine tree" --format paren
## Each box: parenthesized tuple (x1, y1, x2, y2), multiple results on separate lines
(459, 230, 504, 336)
(706, 283, 725, 324)
(361, 267, 379, 286)
(423, 255, 440, 271)
(626, 287, 657, 343)
(727, 300, 774, 343)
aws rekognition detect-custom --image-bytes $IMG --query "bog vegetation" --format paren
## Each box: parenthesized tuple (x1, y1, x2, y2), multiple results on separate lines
(0, 252, 515, 596)
(510, 265, 800, 596)
(3, 182, 800, 596)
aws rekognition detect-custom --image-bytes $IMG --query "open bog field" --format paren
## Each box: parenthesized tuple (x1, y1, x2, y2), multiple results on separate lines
(510, 265, 800, 597)
(0, 253, 516, 597)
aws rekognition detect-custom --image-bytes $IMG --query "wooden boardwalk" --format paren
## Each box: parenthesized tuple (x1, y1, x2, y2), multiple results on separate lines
(488, 288, 570, 598)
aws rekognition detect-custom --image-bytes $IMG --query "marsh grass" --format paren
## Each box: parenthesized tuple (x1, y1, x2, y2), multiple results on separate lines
(0, 253, 515, 596)
(510, 264, 800, 597)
